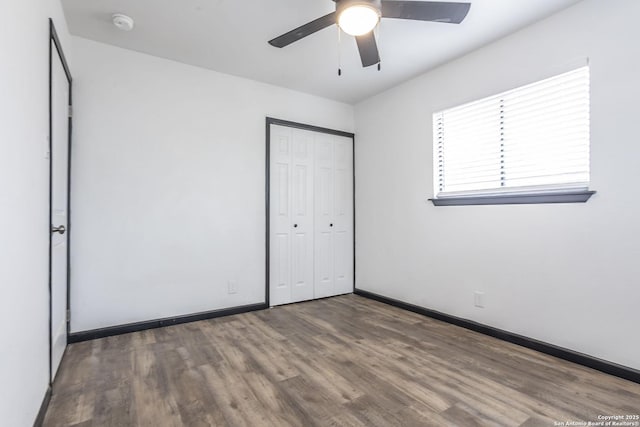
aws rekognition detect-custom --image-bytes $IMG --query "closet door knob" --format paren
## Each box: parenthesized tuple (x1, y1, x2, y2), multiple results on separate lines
(330, 223, 333, 227)
(294, 224, 298, 228)
(51, 225, 66, 235)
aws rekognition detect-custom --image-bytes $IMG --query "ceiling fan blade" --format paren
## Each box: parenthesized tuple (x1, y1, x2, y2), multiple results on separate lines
(381, 1, 471, 24)
(355, 32, 380, 67)
(268, 12, 336, 48)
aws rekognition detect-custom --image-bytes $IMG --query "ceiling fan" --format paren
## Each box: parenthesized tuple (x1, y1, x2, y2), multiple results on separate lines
(268, 0, 471, 69)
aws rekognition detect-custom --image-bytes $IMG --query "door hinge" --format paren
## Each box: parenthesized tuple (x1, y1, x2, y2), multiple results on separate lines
(68, 105, 73, 118)
(66, 309, 71, 322)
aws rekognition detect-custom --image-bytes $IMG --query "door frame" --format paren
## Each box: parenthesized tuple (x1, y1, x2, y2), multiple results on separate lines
(48, 18, 73, 385)
(265, 117, 355, 307)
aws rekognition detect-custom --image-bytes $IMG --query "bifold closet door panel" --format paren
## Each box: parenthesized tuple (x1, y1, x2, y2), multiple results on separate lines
(269, 125, 292, 306)
(269, 125, 314, 306)
(333, 135, 354, 295)
(290, 129, 315, 303)
(314, 133, 335, 299)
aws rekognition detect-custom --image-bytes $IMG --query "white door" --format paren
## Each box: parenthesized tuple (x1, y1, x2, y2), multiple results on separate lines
(269, 124, 353, 306)
(50, 44, 70, 380)
(269, 125, 314, 305)
(314, 134, 354, 297)
(332, 136, 354, 294)
(313, 134, 335, 298)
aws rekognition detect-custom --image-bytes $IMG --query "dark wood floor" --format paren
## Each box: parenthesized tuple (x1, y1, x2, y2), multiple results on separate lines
(44, 295, 640, 426)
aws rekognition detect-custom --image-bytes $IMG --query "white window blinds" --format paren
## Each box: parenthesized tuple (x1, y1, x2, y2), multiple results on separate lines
(433, 66, 590, 198)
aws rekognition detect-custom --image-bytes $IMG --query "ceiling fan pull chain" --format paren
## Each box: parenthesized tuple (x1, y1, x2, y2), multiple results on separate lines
(377, 21, 382, 71)
(337, 26, 342, 76)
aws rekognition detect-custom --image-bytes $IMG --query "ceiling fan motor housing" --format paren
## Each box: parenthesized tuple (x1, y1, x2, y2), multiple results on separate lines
(336, 0, 382, 17)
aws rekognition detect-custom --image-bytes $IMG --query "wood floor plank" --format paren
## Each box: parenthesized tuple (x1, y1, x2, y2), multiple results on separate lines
(44, 295, 640, 426)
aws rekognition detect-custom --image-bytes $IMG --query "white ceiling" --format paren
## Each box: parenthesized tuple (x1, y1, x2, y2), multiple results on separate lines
(61, 0, 583, 104)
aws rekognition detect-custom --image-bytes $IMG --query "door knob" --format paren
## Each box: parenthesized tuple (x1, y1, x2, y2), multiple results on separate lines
(51, 225, 66, 235)
(330, 223, 333, 227)
(294, 224, 298, 228)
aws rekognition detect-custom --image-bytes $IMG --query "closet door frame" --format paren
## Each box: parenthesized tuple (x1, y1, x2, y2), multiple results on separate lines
(265, 117, 355, 307)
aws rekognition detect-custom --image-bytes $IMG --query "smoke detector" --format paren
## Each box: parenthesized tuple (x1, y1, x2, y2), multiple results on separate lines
(112, 14, 134, 31)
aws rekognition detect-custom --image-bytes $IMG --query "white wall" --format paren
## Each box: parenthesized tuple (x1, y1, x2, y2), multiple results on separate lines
(0, 1, 72, 425)
(70, 37, 354, 332)
(355, 0, 640, 371)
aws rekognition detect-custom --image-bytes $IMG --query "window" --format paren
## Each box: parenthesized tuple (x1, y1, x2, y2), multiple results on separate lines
(432, 66, 594, 206)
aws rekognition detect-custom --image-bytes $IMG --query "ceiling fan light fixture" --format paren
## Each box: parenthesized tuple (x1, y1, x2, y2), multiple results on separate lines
(338, 4, 380, 36)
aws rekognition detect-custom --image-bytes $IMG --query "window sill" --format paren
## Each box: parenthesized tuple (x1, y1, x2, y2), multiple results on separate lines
(429, 190, 596, 206)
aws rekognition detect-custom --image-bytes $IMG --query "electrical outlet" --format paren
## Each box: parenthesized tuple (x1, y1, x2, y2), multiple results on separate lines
(227, 280, 238, 294)
(474, 291, 485, 308)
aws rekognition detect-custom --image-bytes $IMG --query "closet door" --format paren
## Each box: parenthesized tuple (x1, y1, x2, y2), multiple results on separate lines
(314, 134, 354, 298)
(314, 133, 335, 298)
(332, 135, 354, 294)
(290, 129, 315, 303)
(269, 125, 314, 306)
(269, 123, 353, 306)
